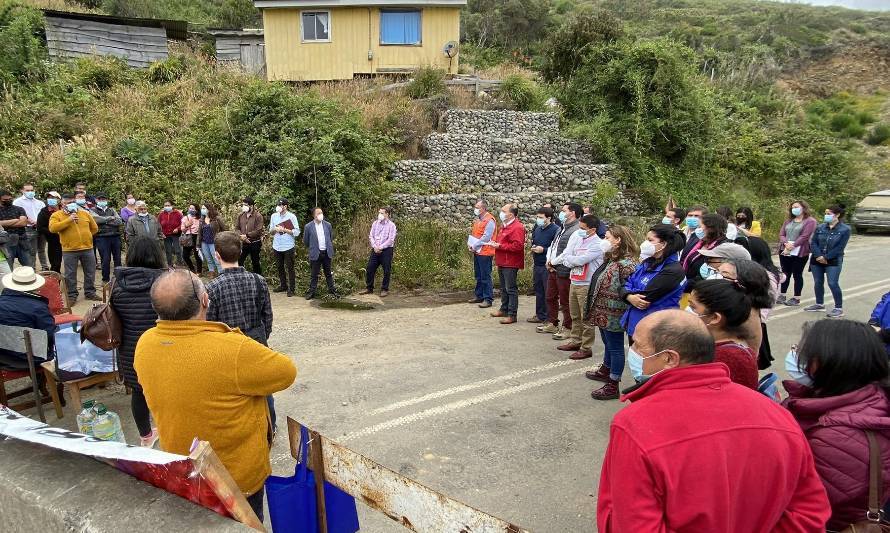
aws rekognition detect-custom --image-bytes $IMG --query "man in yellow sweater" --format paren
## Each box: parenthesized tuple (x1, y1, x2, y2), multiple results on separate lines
(135, 269, 296, 521)
(48, 192, 99, 302)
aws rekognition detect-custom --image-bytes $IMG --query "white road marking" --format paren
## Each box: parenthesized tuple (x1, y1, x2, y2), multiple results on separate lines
(768, 284, 888, 322)
(341, 365, 596, 442)
(371, 359, 580, 415)
(769, 278, 890, 319)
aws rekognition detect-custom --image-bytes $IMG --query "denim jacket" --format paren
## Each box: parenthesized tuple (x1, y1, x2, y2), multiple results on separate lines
(810, 222, 850, 262)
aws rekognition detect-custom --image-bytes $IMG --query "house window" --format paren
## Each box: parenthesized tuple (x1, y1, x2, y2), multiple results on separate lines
(380, 9, 421, 45)
(301, 11, 330, 42)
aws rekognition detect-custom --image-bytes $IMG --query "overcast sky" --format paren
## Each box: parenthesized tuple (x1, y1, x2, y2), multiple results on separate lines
(779, 0, 890, 11)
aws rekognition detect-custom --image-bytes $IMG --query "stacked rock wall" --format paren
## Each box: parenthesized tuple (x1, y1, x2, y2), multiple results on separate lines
(392, 109, 639, 225)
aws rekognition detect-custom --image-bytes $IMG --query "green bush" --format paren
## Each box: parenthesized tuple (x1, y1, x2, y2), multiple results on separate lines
(405, 67, 446, 99)
(147, 55, 188, 84)
(841, 122, 866, 139)
(70, 57, 134, 91)
(388, 220, 475, 290)
(0, 1, 47, 86)
(829, 113, 856, 132)
(856, 110, 877, 125)
(498, 74, 546, 111)
(867, 124, 890, 146)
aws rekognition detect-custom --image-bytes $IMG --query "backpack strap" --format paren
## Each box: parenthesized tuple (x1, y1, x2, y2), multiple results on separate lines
(864, 430, 883, 522)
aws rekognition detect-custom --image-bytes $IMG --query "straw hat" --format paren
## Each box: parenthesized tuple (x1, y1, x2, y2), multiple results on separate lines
(2, 267, 46, 292)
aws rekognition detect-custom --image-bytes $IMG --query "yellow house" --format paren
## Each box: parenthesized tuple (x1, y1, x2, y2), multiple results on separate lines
(254, 0, 464, 81)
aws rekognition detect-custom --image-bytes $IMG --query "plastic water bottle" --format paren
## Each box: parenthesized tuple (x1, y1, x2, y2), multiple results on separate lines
(76, 399, 96, 436)
(92, 403, 126, 443)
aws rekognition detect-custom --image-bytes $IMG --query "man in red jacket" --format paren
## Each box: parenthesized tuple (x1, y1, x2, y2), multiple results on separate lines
(157, 199, 183, 267)
(597, 309, 830, 532)
(490, 203, 526, 325)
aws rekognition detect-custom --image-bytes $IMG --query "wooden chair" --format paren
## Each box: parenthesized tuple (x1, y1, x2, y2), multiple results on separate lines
(37, 271, 82, 327)
(0, 325, 64, 422)
(41, 362, 117, 418)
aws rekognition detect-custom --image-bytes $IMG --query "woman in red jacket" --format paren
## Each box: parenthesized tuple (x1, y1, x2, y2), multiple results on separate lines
(489, 204, 526, 324)
(783, 320, 890, 530)
(687, 279, 759, 389)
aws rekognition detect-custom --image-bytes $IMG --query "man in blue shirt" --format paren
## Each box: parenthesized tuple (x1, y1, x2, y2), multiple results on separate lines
(0, 267, 55, 370)
(268, 198, 300, 297)
(529, 206, 560, 323)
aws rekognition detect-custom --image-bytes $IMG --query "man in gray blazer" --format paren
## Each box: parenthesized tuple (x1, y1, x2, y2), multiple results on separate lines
(125, 201, 164, 244)
(302, 207, 338, 299)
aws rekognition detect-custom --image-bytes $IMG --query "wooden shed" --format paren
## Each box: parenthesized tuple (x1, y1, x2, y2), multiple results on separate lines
(42, 10, 188, 69)
(208, 29, 266, 76)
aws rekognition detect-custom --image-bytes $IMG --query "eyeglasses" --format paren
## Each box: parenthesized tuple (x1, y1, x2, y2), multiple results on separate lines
(168, 267, 202, 304)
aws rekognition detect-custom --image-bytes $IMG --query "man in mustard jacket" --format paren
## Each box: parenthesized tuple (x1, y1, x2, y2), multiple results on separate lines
(49, 192, 99, 302)
(135, 269, 297, 521)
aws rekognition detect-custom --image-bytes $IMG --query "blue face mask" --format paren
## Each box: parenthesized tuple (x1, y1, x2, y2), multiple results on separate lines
(558, 211, 567, 223)
(164, 206, 173, 212)
(66, 203, 79, 213)
(47, 198, 58, 207)
(577, 229, 589, 237)
(685, 216, 700, 229)
(96, 201, 108, 208)
(784, 350, 812, 387)
(627, 347, 670, 381)
(200, 208, 208, 216)
(661, 216, 673, 225)
(694, 227, 705, 239)
(24, 191, 35, 199)
(535, 218, 545, 227)
(824, 213, 835, 223)
(75, 199, 86, 206)
(791, 207, 802, 217)
(699, 263, 719, 280)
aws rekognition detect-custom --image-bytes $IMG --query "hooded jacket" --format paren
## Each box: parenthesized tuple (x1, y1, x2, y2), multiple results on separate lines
(597, 363, 830, 533)
(110, 267, 163, 389)
(782, 382, 890, 530)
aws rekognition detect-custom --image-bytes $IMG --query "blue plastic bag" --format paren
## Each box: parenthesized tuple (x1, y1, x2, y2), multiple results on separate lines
(266, 426, 360, 533)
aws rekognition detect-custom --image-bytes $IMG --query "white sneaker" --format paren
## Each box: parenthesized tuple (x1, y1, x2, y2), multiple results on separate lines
(139, 428, 159, 448)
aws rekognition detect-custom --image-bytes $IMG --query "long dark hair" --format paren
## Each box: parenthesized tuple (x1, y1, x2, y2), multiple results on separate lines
(787, 199, 811, 220)
(727, 259, 773, 310)
(735, 207, 754, 228)
(827, 203, 847, 220)
(202, 202, 219, 221)
(797, 320, 889, 397)
(647, 223, 685, 265)
(746, 237, 780, 278)
(125, 235, 167, 269)
(692, 279, 752, 333)
(701, 213, 727, 244)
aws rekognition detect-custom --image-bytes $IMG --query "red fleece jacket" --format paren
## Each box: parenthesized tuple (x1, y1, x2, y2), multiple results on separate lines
(598, 363, 830, 533)
(494, 219, 526, 269)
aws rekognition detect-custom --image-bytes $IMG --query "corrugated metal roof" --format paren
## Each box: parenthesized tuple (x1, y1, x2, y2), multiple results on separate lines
(42, 10, 189, 41)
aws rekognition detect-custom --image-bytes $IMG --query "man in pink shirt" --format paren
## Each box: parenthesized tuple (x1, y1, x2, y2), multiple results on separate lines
(359, 207, 397, 297)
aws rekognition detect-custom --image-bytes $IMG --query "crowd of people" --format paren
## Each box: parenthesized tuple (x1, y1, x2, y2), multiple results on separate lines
(1, 182, 889, 528)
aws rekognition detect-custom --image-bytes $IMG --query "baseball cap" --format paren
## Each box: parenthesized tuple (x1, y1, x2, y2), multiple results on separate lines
(698, 243, 751, 261)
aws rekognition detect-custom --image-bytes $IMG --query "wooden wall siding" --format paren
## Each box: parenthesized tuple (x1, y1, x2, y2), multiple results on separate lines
(215, 37, 244, 61)
(45, 16, 168, 68)
(263, 7, 459, 81)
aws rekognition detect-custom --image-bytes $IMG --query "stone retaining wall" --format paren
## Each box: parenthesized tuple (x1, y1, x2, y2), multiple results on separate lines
(392, 191, 643, 226)
(424, 133, 595, 165)
(392, 160, 613, 193)
(443, 109, 560, 137)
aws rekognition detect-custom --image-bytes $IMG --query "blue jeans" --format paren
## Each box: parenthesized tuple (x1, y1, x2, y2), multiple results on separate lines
(201, 242, 219, 272)
(94, 235, 121, 283)
(533, 264, 548, 320)
(473, 254, 493, 302)
(811, 259, 843, 308)
(600, 328, 626, 381)
(5, 237, 31, 269)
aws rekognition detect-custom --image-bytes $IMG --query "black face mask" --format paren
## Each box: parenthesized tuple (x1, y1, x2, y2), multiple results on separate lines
(736, 216, 746, 224)
(1, 199, 11, 207)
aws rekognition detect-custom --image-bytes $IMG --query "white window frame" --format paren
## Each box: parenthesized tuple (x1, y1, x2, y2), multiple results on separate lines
(300, 10, 331, 43)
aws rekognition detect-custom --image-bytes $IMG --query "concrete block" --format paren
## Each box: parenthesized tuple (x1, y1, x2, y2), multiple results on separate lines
(0, 438, 251, 532)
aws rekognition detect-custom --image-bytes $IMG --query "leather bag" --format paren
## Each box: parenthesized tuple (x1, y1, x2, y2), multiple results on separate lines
(840, 431, 890, 533)
(80, 279, 122, 351)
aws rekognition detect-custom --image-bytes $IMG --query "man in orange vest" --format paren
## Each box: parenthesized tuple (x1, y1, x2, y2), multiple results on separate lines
(467, 199, 497, 308)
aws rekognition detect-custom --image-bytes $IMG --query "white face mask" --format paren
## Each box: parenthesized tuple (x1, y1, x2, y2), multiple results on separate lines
(474, 208, 481, 217)
(276, 205, 284, 213)
(316, 213, 324, 222)
(785, 350, 813, 387)
(639, 241, 656, 260)
(241, 205, 250, 213)
(127, 198, 135, 205)
(599, 239, 613, 253)
(378, 213, 385, 221)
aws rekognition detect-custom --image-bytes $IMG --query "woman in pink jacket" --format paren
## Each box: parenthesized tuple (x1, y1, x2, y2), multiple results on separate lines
(180, 202, 202, 274)
(783, 319, 890, 530)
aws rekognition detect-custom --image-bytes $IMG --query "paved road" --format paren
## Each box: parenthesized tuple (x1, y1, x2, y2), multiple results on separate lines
(50, 234, 890, 532)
